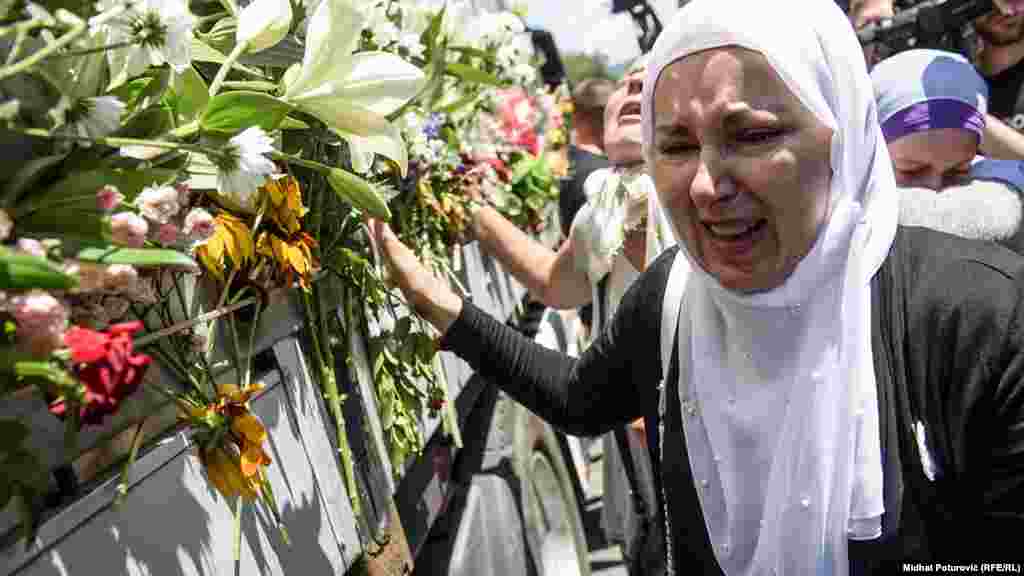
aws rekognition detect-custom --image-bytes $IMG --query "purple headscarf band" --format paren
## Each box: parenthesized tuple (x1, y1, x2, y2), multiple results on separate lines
(881, 98, 985, 143)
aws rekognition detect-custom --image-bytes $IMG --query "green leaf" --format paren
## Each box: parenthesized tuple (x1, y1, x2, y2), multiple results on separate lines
(115, 105, 175, 139)
(422, 5, 446, 62)
(220, 81, 279, 92)
(16, 209, 108, 242)
(200, 91, 294, 135)
(437, 91, 479, 115)
(279, 116, 310, 130)
(447, 45, 492, 61)
(191, 38, 267, 79)
(510, 157, 538, 184)
(170, 66, 211, 125)
(0, 248, 78, 291)
(73, 246, 197, 269)
(326, 169, 391, 219)
(19, 167, 177, 213)
(135, 67, 172, 111)
(110, 68, 172, 113)
(445, 62, 504, 87)
(0, 154, 67, 209)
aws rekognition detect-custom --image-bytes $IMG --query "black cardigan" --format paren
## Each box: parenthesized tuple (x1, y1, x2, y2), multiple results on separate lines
(441, 226, 1024, 572)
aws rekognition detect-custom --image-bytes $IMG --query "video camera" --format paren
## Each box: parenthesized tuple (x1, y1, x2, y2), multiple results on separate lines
(856, 0, 995, 56)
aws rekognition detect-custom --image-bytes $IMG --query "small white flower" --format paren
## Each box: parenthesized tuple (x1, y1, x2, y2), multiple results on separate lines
(94, 0, 196, 85)
(397, 31, 425, 59)
(136, 184, 180, 223)
(52, 96, 125, 143)
(216, 127, 277, 212)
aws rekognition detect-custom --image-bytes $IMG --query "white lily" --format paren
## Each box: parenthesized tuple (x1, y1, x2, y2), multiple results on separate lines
(237, 0, 292, 53)
(282, 0, 426, 176)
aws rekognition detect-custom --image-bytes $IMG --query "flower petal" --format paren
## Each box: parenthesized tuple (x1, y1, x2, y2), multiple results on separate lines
(283, 0, 363, 99)
(231, 412, 267, 445)
(237, 0, 292, 53)
(292, 97, 392, 137)
(329, 51, 426, 117)
(344, 125, 410, 177)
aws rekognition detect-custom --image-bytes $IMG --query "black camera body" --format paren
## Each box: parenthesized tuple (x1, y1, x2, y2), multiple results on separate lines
(857, 0, 995, 57)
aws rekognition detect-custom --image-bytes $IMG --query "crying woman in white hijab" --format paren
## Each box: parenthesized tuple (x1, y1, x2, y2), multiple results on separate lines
(369, 0, 1024, 573)
(872, 48, 1024, 254)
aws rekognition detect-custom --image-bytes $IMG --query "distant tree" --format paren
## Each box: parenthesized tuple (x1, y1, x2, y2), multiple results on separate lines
(562, 52, 613, 86)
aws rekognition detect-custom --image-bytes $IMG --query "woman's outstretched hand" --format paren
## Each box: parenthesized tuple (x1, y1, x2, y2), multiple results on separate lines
(366, 218, 464, 335)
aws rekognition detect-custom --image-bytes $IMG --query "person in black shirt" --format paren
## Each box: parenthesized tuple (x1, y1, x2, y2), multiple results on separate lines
(975, 1, 1024, 123)
(559, 78, 614, 239)
(370, 0, 1024, 571)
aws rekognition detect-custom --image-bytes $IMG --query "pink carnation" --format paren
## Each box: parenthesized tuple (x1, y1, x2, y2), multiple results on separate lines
(182, 208, 215, 243)
(110, 212, 148, 247)
(157, 223, 178, 245)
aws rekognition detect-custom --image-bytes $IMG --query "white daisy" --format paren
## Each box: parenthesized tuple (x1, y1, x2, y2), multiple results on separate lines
(95, 0, 196, 83)
(216, 127, 277, 212)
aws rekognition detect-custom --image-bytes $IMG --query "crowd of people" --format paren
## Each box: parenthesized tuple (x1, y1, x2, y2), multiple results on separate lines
(373, 0, 1024, 573)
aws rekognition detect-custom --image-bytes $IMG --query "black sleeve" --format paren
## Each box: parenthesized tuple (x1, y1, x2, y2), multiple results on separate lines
(900, 228, 1024, 554)
(439, 247, 680, 437)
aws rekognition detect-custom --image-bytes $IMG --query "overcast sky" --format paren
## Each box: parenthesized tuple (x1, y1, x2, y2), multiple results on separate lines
(523, 0, 678, 64)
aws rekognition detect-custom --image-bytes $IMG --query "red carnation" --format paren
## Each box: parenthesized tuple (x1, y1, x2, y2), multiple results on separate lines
(50, 322, 151, 427)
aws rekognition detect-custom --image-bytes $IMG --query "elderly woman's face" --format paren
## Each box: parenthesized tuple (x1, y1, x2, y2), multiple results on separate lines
(651, 48, 834, 293)
(887, 129, 976, 191)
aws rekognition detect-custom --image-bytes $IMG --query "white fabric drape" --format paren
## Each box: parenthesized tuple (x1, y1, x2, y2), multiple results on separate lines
(641, 0, 900, 574)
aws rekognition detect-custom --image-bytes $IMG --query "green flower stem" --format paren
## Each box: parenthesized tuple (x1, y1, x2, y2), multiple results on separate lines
(206, 267, 240, 377)
(0, 4, 130, 80)
(50, 39, 139, 59)
(233, 496, 243, 564)
(12, 192, 113, 218)
(169, 119, 200, 139)
(268, 151, 329, 174)
(14, 128, 230, 162)
(114, 416, 148, 506)
(302, 288, 361, 518)
(244, 301, 261, 390)
(197, 11, 229, 26)
(3, 20, 43, 67)
(218, 0, 239, 17)
(208, 40, 249, 97)
(0, 13, 83, 80)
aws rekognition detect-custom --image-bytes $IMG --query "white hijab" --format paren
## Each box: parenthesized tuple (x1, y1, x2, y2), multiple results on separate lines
(641, 0, 899, 574)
